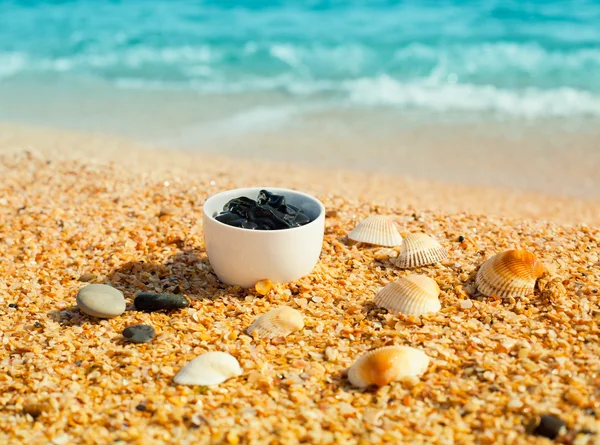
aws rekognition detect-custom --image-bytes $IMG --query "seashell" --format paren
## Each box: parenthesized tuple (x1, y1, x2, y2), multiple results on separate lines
(476, 250, 545, 298)
(393, 233, 448, 268)
(348, 346, 429, 388)
(348, 215, 403, 247)
(374, 275, 441, 316)
(246, 306, 304, 339)
(174, 351, 242, 386)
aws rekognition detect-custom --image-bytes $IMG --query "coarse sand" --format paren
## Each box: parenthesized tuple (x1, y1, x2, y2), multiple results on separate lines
(0, 124, 599, 444)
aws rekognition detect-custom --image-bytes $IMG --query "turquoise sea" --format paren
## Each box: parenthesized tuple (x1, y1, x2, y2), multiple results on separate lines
(2, 0, 600, 117)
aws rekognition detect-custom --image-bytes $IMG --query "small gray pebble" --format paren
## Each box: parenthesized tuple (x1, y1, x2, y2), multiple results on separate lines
(76, 284, 125, 318)
(78, 272, 96, 282)
(123, 324, 155, 343)
(134, 292, 189, 311)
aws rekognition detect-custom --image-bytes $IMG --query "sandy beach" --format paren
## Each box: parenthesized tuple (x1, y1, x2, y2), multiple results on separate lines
(1, 123, 599, 444)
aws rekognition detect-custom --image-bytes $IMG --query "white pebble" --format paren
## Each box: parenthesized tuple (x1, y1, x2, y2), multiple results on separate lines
(76, 284, 125, 319)
(460, 299, 473, 309)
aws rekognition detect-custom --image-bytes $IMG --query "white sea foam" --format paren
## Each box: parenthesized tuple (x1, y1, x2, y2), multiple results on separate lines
(0, 52, 28, 78)
(114, 73, 600, 118)
(162, 104, 325, 145)
(3, 41, 600, 119)
(342, 75, 600, 118)
(393, 42, 600, 73)
(207, 105, 302, 133)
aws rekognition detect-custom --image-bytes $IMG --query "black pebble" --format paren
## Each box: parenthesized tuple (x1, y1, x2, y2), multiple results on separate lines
(532, 414, 567, 439)
(134, 292, 189, 311)
(8, 303, 18, 309)
(123, 324, 155, 343)
(458, 235, 465, 242)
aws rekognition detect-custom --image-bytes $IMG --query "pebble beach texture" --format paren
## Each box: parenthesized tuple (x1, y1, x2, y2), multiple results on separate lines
(0, 124, 599, 444)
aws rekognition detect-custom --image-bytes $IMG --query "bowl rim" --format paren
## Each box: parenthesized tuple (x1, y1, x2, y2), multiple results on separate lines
(202, 186, 325, 234)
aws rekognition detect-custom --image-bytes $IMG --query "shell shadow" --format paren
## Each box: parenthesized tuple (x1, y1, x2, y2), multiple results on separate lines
(361, 301, 389, 325)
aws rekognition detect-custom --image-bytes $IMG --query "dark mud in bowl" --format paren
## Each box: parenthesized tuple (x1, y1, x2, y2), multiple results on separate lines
(202, 187, 326, 288)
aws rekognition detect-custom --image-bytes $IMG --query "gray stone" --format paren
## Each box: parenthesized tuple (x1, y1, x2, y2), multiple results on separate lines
(134, 292, 189, 311)
(123, 324, 155, 343)
(78, 272, 96, 282)
(76, 284, 125, 319)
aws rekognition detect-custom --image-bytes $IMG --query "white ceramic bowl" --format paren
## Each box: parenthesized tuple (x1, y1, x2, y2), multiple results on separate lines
(202, 187, 326, 288)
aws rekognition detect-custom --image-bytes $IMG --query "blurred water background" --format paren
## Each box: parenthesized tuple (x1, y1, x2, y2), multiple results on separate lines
(1, 0, 600, 195)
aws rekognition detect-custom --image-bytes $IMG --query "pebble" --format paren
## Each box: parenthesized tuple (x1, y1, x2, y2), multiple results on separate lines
(460, 299, 473, 309)
(123, 324, 155, 343)
(507, 398, 524, 409)
(134, 292, 189, 311)
(78, 272, 96, 282)
(22, 402, 47, 419)
(76, 284, 125, 318)
(532, 414, 567, 439)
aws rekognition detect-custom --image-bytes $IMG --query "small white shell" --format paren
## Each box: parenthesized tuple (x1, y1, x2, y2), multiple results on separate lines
(348, 346, 430, 388)
(393, 233, 448, 268)
(348, 215, 403, 247)
(374, 275, 441, 316)
(174, 352, 242, 386)
(246, 306, 304, 338)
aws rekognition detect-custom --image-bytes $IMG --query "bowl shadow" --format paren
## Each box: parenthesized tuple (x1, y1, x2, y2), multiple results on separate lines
(105, 247, 247, 303)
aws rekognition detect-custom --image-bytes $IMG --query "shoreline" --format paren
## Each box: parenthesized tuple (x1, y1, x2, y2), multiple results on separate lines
(1, 121, 600, 226)
(1, 85, 600, 200)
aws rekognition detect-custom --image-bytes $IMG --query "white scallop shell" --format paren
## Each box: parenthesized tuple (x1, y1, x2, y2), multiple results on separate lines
(393, 233, 448, 268)
(174, 352, 242, 386)
(374, 275, 441, 316)
(348, 215, 403, 247)
(246, 306, 304, 338)
(348, 346, 430, 388)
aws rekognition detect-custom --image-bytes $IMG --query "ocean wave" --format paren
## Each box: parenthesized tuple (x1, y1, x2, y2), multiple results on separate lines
(113, 74, 600, 118)
(393, 42, 600, 84)
(0, 46, 217, 78)
(3, 41, 600, 118)
(343, 75, 600, 118)
(0, 52, 28, 78)
(3, 41, 600, 85)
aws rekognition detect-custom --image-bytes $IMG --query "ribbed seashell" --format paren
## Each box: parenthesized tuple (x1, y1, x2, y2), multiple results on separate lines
(374, 275, 441, 316)
(174, 351, 242, 386)
(476, 250, 545, 298)
(393, 233, 448, 268)
(348, 346, 430, 388)
(246, 306, 304, 339)
(348, 215, 403, 247)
